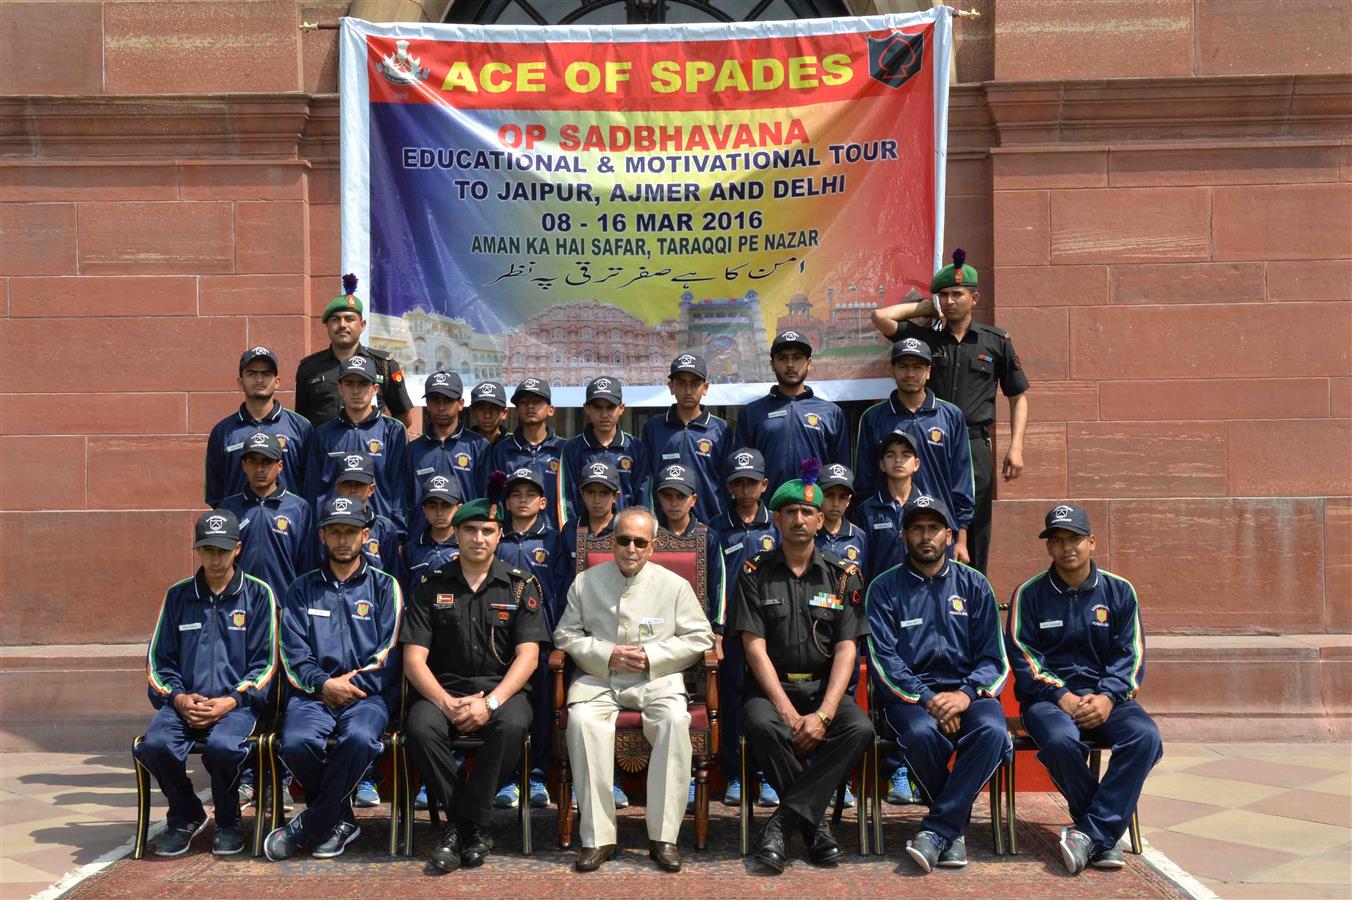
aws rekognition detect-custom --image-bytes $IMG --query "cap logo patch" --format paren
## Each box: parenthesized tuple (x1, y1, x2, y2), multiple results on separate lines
(429, 476, 451, 491)
(522, 378, 540, 390)
(511, 468, 533, 480)
(347, 297, 357, 308)
(804, 484, 815, 502)
(1052, 505, 1075, 522)
(828, 464, 847, 477)
(250, 346, 269, 355)
(589, 462, 609, 477)
(348, 356, 366, 368)
(912, 495, 934, 508)
(592, 378, 612, 391)
(901, 338, 923, 352)
(332, 498, 354, 513)
(677, 354, 697, 366)
(664, 465, 686, 479)
(344, 455, 365, 470)
(781, 331, 800, 341)
(734, 452, 754, 468)
(205, 515, 228, 533)
(249, 434, 269, 447)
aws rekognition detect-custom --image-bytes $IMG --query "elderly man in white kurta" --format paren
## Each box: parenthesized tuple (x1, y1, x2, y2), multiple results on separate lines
(554, 506, 714, 874)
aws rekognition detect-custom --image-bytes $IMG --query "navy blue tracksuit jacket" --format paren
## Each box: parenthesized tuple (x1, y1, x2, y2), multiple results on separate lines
(853, 390, 974, 531)
(205, 401, 312, 508)
(491, 429, 570, 529)
(866, 559, 1010, 707)
(561, 426, 650, 514)
(146, 568, 279, 712)
(497, 517, 572, 627)
(816, 519, 867, 574)
(304, 408, 410, 529)
(641, 407, 734, 525)
(737, 386, 850, 491)
(1006, 562, 1145, 708)
(219, 488, 312, 597)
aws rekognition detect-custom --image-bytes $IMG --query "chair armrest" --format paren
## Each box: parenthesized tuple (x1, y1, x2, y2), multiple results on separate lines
(549, 649, 566, 712)
(702, 650, 719, 714)
(855, 656, 869, 715)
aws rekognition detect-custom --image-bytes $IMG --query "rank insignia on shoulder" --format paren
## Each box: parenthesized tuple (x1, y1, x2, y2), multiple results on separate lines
(743, 559, 758, 574)
(525, 595, 538, 611)
(420, 575, 428, 583)
(851, 589, 862, 606)
(511, 567, 524, 577)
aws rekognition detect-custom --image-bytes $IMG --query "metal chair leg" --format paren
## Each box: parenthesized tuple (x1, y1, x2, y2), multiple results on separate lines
(871, 739, 885, 855)
(854, 760, 868, 856)
(402, 740, 416, 857)
(738, 736, 751, 856)
(989, 764, 1004, 857)
(387, 735, 401, 857)
(520, 736, 533, 856)
(1129, 809, 1143, 854)
(250, 736, 268, 857)
(132, 737, 151, 860)
(1006, 748, 1019, 855)
(269, 733, 286, 831)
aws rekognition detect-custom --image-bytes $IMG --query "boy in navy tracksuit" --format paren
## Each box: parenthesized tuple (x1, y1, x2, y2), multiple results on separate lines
(490, 378, 570, 529)
(304, 355, 410, 530)
(137, 510, 278, 857)
(406, 370, 489, 539)
(467, 380, 510, 446)
(403, 475, 462, 580)
(495, 466, 570, 808)
(641, 354, 734, 526)
(266, 497, 403, 861)
(712, 449, 780, 807)
(866, 494, 1011, 873)
(735, 331, 850, 492)
(1007, 504, 1161, 874)
(205, 346, 312, 507)
(219, 433, 312, 597)
(854, 339, 974, 564)
(562, 377, 650, 516)
(563, 460, 621, 567)
(654, 463, 727, 633)
(815, 463, 867, 573)
(860, 430, 922, 585)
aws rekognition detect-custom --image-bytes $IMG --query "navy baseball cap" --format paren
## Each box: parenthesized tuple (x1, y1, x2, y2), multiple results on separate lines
(337, 355, 379, 383)
(902, 493, 953, 531)
(421, 474, 463, 505)
(819, 463, 855, 492)
(579, 460, 620, 492)
(878, 428, 920, 457)
(241, 431, 283, 461)
(334, 452, 375, 485)
(891, 336, 933, 364)
(469, 381, 507, 408)
(424, 370, 463, 399)
(669, 353, 708, 380)
(239, 346, 278, 374)
(194, 510, 241, 550)
(655, 463, 697, 497)
(505, 466, 545, 493)
(585, 376, 623, 405)
(318, 496, 368, 528)
(512, 377, 551, 403)
(1040, 503, 1092, 538)
(771, 330, 813, 356)
(726, 448, 767, 484)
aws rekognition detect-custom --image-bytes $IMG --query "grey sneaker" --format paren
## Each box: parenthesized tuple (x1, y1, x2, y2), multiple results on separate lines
(311, 820, 361, 859)
(263, 814, 309, 861)
(1092, 844, 1126, 869)
(905, 829, 946, 874)
(1059, 827, 1094, 875)
(938, 834, 967, 868)
(211, 825, 245, 856)
(238, 782, 257, 808)
(154, 818, 206, 857)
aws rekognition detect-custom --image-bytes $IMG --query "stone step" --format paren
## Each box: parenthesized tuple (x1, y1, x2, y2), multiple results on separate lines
(2, 635, 1348, 751)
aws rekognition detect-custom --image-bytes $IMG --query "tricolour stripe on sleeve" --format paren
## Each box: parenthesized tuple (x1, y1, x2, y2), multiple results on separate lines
(1103, 570, 1144, 699)
(864, 565, 920, 703)
(1008, 572, 1065, 690)
(146, 578, 192, 695)
(956, 561, 1010, 697)
(238, 575, 279, 692)
(355, 568, 403, 673)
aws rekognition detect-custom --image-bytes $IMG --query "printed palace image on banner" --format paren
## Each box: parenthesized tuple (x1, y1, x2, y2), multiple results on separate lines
(339, 8, 953, 405)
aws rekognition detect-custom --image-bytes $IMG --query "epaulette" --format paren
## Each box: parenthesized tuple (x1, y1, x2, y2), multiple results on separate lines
(974, 323, 1009, 338)
(743, 548, 774, 575)
(822, 552, 861, 578)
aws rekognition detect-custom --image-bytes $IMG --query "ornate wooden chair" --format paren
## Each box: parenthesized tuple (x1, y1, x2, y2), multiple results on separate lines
(548, 528, 720, 850)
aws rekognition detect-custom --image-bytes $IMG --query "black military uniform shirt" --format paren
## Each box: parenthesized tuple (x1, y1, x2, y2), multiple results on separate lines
(896, 322, 1029, 429)
(294, 346, 415, 427)
(731, 547, 868, 683)
(403, 557, 550, 695)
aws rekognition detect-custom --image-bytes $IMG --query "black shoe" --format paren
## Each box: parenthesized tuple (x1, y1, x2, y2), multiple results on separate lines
(428, 825, 462, 873)
(753, 806, 799, 874)
(263, 813, 310, 861)
(312, 820, 361, 859)
(649, 840, 681, 872)
(155, 818, 207, 857)
(905, 829, 946, 874)
(211, 825, 245, 856)
(574, 844, 616, 872)
(458, 821, 494, 867)
(804, 817, 842, 867)
(938, 834, 967, 868)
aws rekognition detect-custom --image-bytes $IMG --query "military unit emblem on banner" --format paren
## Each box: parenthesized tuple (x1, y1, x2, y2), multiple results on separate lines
(377, 39, 430, 85)
(867, 30, 925, 89)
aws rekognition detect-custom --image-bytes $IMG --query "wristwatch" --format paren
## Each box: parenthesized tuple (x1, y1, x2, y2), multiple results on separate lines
(815, 710, 832, 727)
(486, 695, 501, 713)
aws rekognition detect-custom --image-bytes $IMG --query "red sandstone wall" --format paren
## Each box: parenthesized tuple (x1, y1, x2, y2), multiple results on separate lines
(1, 1, 1349, 647)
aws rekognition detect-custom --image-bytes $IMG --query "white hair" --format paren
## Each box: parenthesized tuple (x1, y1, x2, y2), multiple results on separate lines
(614, 505, 660, 540)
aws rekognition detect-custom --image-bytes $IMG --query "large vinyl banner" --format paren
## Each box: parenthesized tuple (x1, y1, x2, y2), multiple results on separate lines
(340, 9, 952, 405)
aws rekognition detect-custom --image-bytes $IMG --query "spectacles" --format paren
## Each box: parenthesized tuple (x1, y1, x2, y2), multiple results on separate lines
(615, 536, 651, 549)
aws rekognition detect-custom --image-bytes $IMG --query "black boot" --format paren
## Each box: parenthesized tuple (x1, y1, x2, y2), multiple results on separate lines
(458, 820, 494, 867)
(804, 816, 842, 866)
(754, 806, 800, 873)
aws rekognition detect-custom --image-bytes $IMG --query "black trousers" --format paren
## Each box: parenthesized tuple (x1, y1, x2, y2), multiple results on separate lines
(742, 682, 873, 825)
(969, 433, 994, 574)
(405, 688, 532, 827)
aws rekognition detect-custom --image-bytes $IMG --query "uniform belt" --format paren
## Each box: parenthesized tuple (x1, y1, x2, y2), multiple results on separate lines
(969, 424, 990, 439)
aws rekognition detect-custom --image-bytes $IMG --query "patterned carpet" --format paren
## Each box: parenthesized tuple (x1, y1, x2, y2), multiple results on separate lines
(67, 793, 1185, 898)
